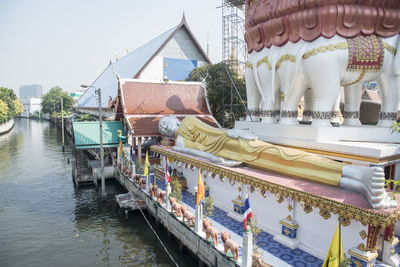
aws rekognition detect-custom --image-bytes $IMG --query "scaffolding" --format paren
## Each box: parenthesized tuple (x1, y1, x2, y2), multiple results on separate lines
(221, 0, 246, 76)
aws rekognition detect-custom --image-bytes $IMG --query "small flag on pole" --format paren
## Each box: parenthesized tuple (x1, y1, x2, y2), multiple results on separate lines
(131, 146, 135, 163)
(322, 224, 344, 267)
(143, 150, 149, 176)
(164, 158, 171, 184)
(196, 170, 205, 206)
(243, 190, 253, 231)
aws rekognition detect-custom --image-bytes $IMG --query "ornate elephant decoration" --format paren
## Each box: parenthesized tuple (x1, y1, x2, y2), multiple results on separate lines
(244, 0, 400, 127)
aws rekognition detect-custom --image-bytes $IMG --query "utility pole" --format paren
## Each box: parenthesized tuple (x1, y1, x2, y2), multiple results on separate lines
(96, 88, 106, 197)
(61, 97, 65, 152)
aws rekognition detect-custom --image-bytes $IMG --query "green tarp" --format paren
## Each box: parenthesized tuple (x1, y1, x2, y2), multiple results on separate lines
(73, 121, 126, 149)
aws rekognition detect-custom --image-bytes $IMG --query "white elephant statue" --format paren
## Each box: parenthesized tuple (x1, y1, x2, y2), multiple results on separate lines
(246, 34, 400, 127)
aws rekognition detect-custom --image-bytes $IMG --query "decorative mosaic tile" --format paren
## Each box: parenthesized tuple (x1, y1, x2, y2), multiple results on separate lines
(281, 110, 298, 118)
(153, 177, 324, 266)
(379, 112, 397, 120)
(343, 111, 359, 119)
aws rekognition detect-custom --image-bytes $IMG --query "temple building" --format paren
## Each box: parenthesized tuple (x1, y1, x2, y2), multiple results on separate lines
(75, 14, 211, 118)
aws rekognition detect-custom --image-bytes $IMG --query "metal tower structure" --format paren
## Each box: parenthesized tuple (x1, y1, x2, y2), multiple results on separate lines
(222, 0, 246, 75)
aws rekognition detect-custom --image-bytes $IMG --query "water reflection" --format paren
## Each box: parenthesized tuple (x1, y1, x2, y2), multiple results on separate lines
(0, 118, 195, 267)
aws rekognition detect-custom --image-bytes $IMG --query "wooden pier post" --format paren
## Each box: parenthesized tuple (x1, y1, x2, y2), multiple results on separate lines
(242, 229, 253, 267)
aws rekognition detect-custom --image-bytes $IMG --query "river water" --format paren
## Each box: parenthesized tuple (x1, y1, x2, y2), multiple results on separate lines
(0, 119, 195, 267)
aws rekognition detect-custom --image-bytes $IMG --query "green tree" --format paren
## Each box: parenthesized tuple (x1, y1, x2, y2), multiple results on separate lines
(0, 87, 18, 122)
(186, 63, 247, 128)
(0, 99, 8, 123)
(41, 86, 73, 115)
(13, 99, 23, 115)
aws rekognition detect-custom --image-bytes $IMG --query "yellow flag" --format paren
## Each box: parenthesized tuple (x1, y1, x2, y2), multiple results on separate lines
(143, 150, 149, 176)
(119, 139, 122, 157)
(322, 224, 344, 267)
(196, 170, 205, 206)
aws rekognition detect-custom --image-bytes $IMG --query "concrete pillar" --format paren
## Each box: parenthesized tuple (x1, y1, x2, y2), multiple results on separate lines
(195, 204, 203, 234)
(242, 230, 253, 267)
(138, 137, 142, 164)
(166, 182, 171, 210)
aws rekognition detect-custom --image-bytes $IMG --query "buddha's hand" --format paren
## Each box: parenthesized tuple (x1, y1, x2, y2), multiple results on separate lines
(226, 129, 258, 141)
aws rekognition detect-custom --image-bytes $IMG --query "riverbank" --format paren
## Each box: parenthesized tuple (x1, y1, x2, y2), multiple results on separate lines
(0, 118, 14, 135)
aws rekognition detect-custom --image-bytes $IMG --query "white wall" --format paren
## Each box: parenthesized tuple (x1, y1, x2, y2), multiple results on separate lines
(176, 163, 367, 260)
(140, 27, 209, 80)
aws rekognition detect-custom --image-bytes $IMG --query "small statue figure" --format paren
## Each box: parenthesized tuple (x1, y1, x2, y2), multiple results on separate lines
(180, 205, 194, 226)
(202, 218, 218, 246)
(202, 218, 212, 232)
(169, 196, 176, 206)
(149, 185, 158, 198)
(220, 231, 239, 262)
(171, 202, 182, 217)
(139, 178, 146, 189)
(157, 190, 166, 204)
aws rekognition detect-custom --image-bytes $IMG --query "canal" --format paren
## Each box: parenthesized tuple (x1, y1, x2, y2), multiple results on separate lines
(0, 118, 196, 267)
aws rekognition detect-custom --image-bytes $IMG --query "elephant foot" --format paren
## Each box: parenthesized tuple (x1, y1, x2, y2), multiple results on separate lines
(342, 118, 361, 126)
(279, 117, 299, 125)
(246, 115, 260, 122)
(261, 116, 277, 124)
(311, 119, 332, 127)
(377, 112, 397, 127)
(301, 116, 312, 124)
(377, 119, 396, 128)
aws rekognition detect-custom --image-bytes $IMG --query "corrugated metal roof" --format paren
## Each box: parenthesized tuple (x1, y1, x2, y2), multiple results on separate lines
(76, 26, 177, 108)
(73, 121, 126, 149)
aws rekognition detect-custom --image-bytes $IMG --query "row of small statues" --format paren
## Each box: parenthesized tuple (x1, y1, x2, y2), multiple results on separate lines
(132, 175, 239, 262)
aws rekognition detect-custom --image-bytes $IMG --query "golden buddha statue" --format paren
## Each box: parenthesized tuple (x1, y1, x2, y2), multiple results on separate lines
(159, 116, 395, 210)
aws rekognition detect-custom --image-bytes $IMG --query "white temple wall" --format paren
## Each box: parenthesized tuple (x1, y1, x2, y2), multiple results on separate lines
(250, 189, 287, 235)
(140, 57, 164, 81)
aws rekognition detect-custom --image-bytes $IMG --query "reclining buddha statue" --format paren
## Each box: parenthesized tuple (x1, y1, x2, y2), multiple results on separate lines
(159, 115, 397, 210)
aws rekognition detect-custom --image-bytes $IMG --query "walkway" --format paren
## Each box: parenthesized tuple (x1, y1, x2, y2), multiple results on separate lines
(154, 177, 323, 267)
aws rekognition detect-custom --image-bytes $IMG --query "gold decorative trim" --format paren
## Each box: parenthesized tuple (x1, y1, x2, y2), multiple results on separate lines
(341, 71, 367, 87)
(286, 215, 293, 221)
(288, 204, 293, 211)
(359, 230, 367, 240)
(152, 146, 400, 227)
(303, 42, 348, 60)
(319, 209, 331, 220)
(357, 243, 366, 252)
(246, 61, 253, 70)
(279, 219, 299, 229)
(347, 250, 378, 262)
(383, 42, 396, 55)
(276, 54, 296, 70)
(232, 199, 245, 206)
(256, 56, 272, 70)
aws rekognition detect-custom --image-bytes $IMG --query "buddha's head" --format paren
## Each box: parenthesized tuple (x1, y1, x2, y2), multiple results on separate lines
(159, 116, 180, 138)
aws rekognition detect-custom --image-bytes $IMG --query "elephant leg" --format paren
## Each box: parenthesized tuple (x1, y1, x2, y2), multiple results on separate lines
(377, 75, 400, 127)
(330, 91, 342, 125)
(308, 74, 340, 127)
(301, 88, 313, 123)
(342, 84, 362, 126)
(259, 65, 278, 124)
(279, 76, 306, 125)
(245, 66, 261, 122)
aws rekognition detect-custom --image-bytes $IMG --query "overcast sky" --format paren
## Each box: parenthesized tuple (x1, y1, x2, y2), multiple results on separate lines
(0, 0, 232, 96)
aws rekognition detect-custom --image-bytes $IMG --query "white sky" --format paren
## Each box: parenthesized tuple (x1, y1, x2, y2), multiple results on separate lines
(0, 0, 227, 96)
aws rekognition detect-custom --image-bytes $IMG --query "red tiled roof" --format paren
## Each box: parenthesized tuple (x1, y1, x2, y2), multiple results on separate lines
(127, 115, 218, 137)
(121, 80, 219, 137)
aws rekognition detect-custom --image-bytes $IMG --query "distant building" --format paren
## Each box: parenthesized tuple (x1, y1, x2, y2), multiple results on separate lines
(19, 84, 43, 99)
(70, 89, 85, 102)
(76, 14, 211, 116)
(20, 97, 42, 118)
